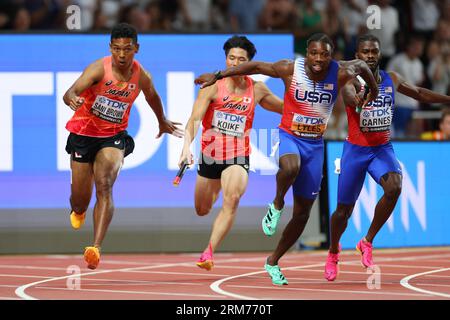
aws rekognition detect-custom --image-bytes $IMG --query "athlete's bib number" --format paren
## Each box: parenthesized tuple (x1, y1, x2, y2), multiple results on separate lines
(91, 95, 129, 123)
(290, 113, 326, 138)
(212, 110, 247, 137)
(360, 106, 392, 132)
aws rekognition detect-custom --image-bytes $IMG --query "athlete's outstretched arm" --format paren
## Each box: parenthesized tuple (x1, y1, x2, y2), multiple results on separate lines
(255, 82, 284, 115)
(140, 67, 183, 138)
(178, 84, 216, 167)
(338, 59, 379, 102)
(63, 59, 104, 111)
(390, 71, 450, 104)
(194, 59, 293, 88)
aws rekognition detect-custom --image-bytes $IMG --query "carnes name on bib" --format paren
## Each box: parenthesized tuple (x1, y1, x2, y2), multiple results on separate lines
(360, 94, 393, 132)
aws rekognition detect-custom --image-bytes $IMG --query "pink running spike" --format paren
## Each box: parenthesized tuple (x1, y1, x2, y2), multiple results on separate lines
(196, 243, 214, 271)
(356, 239, 375, 268)
(324, 244, 341, 281)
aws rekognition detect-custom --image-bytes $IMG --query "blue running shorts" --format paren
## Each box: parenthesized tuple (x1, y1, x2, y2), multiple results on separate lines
(278, 129, 324, 199)
(337, 141, 402, 205)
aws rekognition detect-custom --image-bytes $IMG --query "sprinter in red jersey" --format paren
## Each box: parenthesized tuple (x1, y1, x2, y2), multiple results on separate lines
(178, 36, 283, 271)
(63, 23, 183, 269)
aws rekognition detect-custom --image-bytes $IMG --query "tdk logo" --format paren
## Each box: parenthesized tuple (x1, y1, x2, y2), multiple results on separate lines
(295, 114, 324, 124)
(295, 89, 332, 104)
(100, 97, 127, 110)
(295, 115, 303, 122)
(216, 112, 245, 123)
(365, 108, 391, 117)
(302, 116, 324, 125)
(366, 95, 393, 108)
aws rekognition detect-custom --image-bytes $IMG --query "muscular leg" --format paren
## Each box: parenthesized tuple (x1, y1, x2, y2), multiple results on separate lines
(267, 195, 314, 265)
(272, 154, 300, 210)
(365, 172, 402, 243)
(91, 147, 124, 248)
(70, 160, 94, 214)
(207, 165, 248, 252)
(330, 141, 367, 253)
(194, 175, 222, 216)
(329, 203, 354, 253)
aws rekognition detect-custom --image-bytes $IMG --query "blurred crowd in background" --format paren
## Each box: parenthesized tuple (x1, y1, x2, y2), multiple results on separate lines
(0, 0, 449, 140)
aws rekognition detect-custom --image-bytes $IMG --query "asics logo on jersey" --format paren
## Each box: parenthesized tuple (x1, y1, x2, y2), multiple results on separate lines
(366, 95, 393, 108)
(295, 89, 332, 104)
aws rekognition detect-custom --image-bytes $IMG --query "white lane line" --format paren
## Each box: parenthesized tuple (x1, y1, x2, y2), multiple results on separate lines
(288, 269, 408, 276)
(0, 274, 54, 279)
(0, 265, 68, 271)
(126, 270, 233, 277)
(210, 265, 262, 270)
(227, 285, 430, 297)
(400, 268, 450, 299)
(242, 275, 401, 286)
(33, 286, 223, 298)
(15, 261, 201, 300)
(414, 283, 450, 288)
(0, 297, 21, 300)
(10, 249, 450, 300)
(425, 274, 450, 279)
(373, 264, 443, 270)
(15, 256, 266, 300)
(210, 251, 450, 300)
(209, 263, 325, 300)
(76, 278, 203, 286)
(0, 261, 166, 268)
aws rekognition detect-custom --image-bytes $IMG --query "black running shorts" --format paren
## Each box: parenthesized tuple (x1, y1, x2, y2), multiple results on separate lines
(65, 130, 135, 163)
(197, 153, 250, 179)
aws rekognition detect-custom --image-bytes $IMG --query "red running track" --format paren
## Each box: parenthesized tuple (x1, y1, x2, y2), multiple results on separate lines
(1, 247, 449, 300)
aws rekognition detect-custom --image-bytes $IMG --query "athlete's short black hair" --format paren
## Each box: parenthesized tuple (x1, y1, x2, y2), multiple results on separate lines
(357, 34, 381, 49)
(307, 33, 334, 51)
(111, 23, 138, 44)
(223, 36, 257, 60)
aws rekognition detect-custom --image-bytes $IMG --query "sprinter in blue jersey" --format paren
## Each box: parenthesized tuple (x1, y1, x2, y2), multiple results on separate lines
(324, 34, 450, 281)
(195, 33, 379, 285)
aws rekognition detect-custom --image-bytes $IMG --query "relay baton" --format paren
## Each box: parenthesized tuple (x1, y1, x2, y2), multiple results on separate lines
(173, 161, 189, 186)
(356, 75, 370, 114)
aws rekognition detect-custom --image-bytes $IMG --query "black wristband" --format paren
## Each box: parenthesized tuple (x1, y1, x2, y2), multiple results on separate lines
(214, 70, 223, 80)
